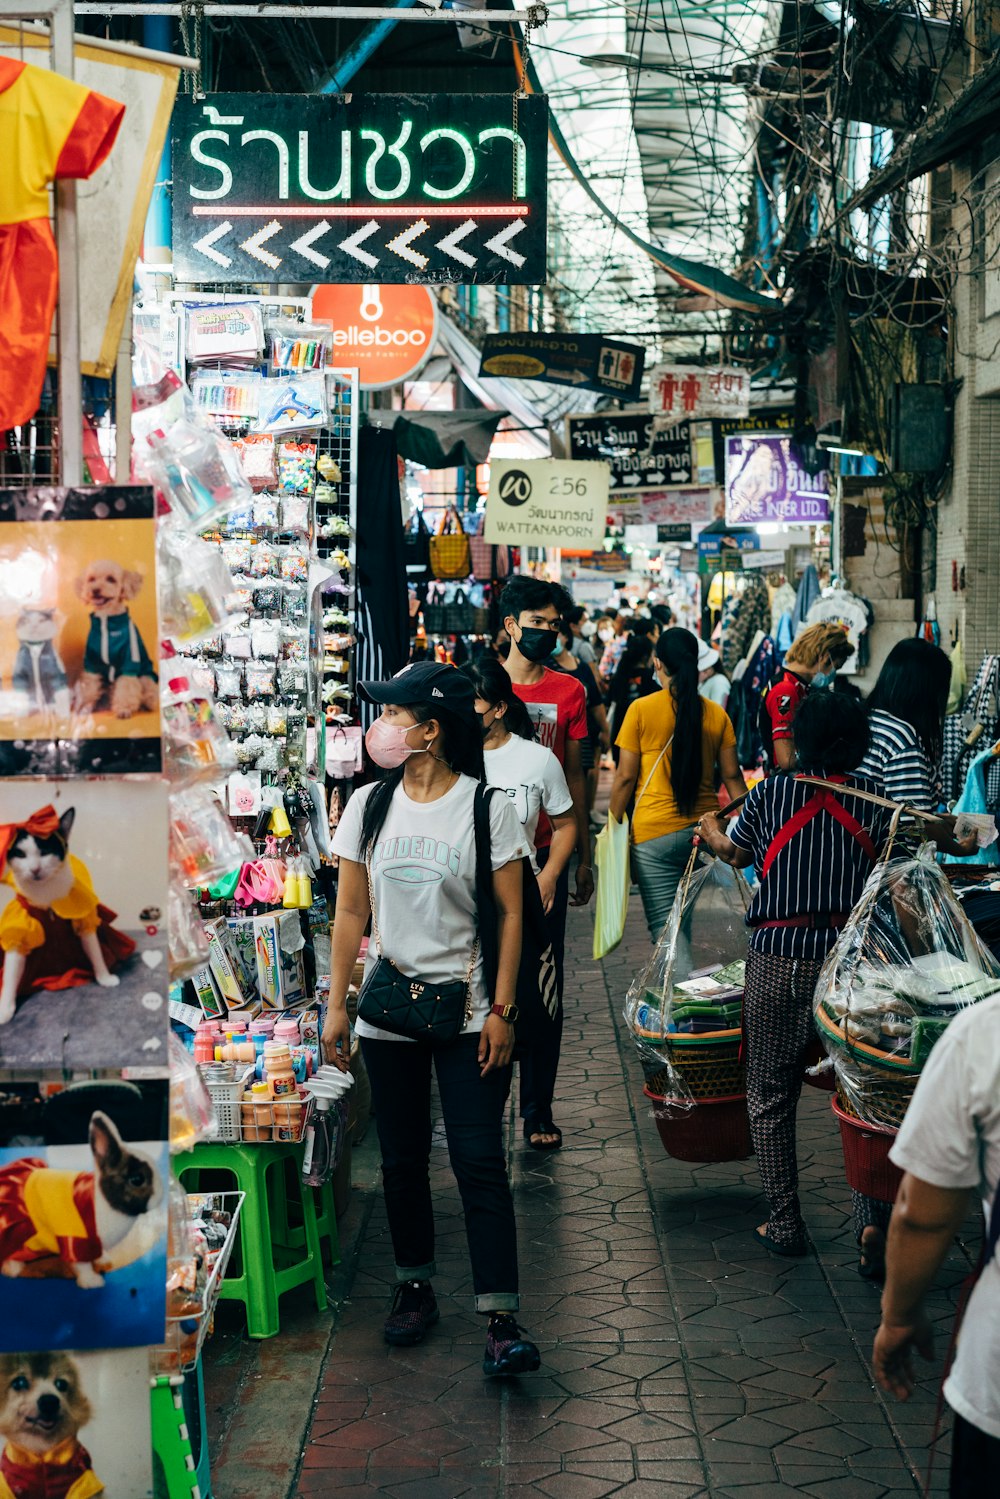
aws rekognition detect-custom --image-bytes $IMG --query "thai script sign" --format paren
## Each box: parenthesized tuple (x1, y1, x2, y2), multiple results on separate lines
(725, 434, 830, 524)
(566, 411, 692, 489)
(649, 364, 750, 420)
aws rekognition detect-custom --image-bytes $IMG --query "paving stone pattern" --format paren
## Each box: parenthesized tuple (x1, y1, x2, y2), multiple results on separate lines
(280, 896, 979, 1499)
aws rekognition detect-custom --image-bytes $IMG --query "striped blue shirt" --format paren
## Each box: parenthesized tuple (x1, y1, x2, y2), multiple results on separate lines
(728, 771, 892, 958)
(859, 709, 939, 812)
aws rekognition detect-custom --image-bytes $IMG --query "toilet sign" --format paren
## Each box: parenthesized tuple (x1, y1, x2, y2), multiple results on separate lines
(311, 283, 437, 389)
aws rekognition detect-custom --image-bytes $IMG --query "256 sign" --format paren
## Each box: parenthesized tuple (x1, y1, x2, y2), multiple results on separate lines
(172, 93, 548, 284)
(485, 460, 610, 549)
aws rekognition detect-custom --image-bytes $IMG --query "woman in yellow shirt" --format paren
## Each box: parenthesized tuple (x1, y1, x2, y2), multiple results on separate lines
(609, 629, 747, 940)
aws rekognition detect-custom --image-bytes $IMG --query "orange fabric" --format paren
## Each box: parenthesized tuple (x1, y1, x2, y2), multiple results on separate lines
(0, 61, 124, 432)
(0, 803, 61, 874)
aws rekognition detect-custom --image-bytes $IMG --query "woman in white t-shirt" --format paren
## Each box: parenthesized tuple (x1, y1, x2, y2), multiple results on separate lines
(323, 661, 540, 1378)
(465, 657, 576, 1154)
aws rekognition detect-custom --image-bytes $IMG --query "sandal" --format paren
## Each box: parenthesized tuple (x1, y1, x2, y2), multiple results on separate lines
(858, 1227, 886, 1282)
(524, 1120, 563, 1151)
(754, 1224, 808, 1258)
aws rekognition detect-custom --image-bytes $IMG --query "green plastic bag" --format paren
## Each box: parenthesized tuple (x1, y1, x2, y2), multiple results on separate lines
(593, 814, 631, 959)
(947, 639, 966, 715)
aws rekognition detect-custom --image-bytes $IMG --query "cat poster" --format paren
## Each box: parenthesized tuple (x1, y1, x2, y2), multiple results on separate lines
(0, 487, 161, 778)
(0, 780, 168, 1072)
(0, 1347, 154, 1497)
(0, 1078, 168, 1351)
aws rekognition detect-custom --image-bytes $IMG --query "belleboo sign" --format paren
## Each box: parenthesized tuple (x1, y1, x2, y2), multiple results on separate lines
(485, 461, 610, 549)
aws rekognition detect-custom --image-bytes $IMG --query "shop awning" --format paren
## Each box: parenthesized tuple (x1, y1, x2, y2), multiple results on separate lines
(394, 409, 506, 469)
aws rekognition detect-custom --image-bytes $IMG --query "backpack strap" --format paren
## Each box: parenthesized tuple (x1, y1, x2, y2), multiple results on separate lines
(473, 783, 499, 1001)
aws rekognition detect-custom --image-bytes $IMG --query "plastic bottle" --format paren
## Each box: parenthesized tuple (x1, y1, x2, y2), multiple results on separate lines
(193, 1026, 217, 1065)
(272, 1095, 303, 1142)
(240, 1091, 260, 1141)
(264, 1042, 296, 1098)
(250, 1081, 273, 1140)
(301, 1078, 352, 1185)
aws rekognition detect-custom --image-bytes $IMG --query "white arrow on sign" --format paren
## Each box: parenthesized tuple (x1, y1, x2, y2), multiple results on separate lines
(339, 219, 381, 270)
(387, 218, 430, 270)
(621, 474, 641, 487)
(290, 220, 332, 269)
(240, 219, 282, 271)
(484, 218, 526, 268)
(436, 218, 478, 269)
(192, 220, 233, 269)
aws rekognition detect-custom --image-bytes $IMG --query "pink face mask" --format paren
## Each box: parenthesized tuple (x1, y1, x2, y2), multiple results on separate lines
(365, 716, 428, 769)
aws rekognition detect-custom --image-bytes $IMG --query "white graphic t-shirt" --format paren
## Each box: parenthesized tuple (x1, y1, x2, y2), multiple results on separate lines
(331, 774, 526, 1042)
(484, 735, 573, 872)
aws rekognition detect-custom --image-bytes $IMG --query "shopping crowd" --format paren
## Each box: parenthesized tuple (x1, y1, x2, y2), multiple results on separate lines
(322, 578, 999, 1495)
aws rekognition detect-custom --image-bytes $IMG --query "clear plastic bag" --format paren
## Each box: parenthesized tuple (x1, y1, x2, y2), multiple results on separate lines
(814, 849, 1000, 1126)
(625, 851, 752, 1107)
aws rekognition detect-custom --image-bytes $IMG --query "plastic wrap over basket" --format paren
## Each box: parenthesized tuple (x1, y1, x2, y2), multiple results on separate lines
(814, 849, 1000, 1129)
(625, 852, 752, 1110)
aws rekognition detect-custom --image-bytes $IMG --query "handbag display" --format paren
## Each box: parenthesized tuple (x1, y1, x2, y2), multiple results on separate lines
(428, 508, 472, 580)
(444, 587, 475, 634)
(422, 583, 447, 634)
(469, 535, 510, 583)
(403, 510, 432, 579)
(357, 846, 480, 1043)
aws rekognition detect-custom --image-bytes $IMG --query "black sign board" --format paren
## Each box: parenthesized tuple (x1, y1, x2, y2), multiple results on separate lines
(171, 94, 547, 285)
(657, 523, 692, 543)
(482, 333, 645, 401)
(566, 410, 693, 490)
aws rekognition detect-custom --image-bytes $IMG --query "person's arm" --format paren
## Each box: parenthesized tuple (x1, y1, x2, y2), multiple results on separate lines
(872, 1172, 970, 1400)
(537, 810, 575, 914)
(592, 702, 611, 754)
(922, 812, 978, 860)
(322, 857, 369, 1071)
(565, 735, 593, 905)
(479, 858, 522, 1076)
(772, 737, 796, 771)
(695, 812, 754, 867)
(609, 746, 640, 823)
(718, 742, 748, 805)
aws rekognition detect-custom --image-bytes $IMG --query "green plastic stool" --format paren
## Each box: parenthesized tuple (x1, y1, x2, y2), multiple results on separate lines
(269, 1158, 339, 1263)
(174, 1142, 327, 1339)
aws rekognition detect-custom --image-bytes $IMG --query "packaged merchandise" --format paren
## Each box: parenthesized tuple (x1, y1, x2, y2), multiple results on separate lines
(185, 301, 265, 364)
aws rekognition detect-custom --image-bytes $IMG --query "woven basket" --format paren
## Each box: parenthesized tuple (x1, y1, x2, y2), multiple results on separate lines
(644, 1050, 745, 1100)
(835, 1073, 918, 1131)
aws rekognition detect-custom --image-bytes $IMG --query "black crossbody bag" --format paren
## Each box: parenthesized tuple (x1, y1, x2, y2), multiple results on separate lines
(356, 784, 490, 1043)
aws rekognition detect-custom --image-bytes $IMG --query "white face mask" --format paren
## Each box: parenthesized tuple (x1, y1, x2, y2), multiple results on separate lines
(581, 620, 597, 638)
(598, 627, 614, 643)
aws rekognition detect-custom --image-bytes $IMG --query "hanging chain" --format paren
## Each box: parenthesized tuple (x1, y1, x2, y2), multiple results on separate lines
(179, 0, 204, 94)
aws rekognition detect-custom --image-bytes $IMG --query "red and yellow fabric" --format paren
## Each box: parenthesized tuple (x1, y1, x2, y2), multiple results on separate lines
(0, 58, 124, 431)
(0, 1157, 102, 1267)
(0, 1438, 103, 1499)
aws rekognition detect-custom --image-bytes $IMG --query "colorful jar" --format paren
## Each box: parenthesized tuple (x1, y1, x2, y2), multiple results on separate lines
(272, 1096, 303, 1142)
(264, 1042, 296, 1098)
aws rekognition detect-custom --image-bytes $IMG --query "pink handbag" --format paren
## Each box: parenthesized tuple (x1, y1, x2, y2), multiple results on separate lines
(469, 536, 510, 582)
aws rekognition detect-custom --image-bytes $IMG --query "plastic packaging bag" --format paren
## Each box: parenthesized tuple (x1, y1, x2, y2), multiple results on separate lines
(625, 852, 752, 1106)
(592, 815, 630, 959)
(814, 849, 1000, 1126)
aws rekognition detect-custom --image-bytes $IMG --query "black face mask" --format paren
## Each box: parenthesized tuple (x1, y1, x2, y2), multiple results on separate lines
(516, 626, 558, 663)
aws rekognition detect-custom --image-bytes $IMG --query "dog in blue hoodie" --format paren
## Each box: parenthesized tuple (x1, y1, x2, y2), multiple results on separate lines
(73, 561, 158, 719)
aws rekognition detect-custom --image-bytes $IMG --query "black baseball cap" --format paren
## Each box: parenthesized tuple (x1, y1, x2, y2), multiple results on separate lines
(359, 661, 477, 716)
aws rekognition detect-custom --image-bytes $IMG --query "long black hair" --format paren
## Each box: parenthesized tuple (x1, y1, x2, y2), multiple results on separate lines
(866, 638, 952, 763)
(655, 628, 703, 816)
(461, 658, 536, 741)
(360, 702, 485, 858)
(608, 636, 654, 709)
(793, 690, 870, 773)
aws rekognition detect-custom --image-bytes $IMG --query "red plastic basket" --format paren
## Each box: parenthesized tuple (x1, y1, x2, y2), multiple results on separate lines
(831, 1097, 903, 1203)
(644, 1088, 754, 1163)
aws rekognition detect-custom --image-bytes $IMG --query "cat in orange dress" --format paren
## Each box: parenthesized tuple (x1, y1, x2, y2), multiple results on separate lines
(0, 807, 135, 1026)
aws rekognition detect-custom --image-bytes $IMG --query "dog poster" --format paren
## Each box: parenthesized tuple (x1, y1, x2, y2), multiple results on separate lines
(0, 1079, 168, 1351)
(0, 780, 168, 1072)
(0, 488, 161, 777)
(0, 1347, 153, 1497)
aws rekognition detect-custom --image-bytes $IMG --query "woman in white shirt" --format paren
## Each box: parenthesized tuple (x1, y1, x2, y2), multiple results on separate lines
(323, 661, 540, 1377)
(466, 657, 576, 1152)
(697, 639, 730, 710)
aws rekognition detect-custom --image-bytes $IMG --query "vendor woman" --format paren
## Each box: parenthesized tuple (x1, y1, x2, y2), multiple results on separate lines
(698, 691, 893, 1257)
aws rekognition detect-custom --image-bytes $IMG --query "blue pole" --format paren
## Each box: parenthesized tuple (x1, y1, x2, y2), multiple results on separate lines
(319, 0, 420, 93)
(144, 17, 173, 258)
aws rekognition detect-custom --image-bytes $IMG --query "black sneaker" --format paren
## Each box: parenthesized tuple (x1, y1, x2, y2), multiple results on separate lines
(483, 1315, 540, 1376)
(383, 1281, 439, 1346)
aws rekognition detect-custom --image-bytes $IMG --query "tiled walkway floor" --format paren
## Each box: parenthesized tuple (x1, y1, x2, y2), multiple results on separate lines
(207, 899, 978, 1498)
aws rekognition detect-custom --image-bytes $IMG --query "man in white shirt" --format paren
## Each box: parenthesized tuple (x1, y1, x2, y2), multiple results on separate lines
(872, 994, 1000, 1496)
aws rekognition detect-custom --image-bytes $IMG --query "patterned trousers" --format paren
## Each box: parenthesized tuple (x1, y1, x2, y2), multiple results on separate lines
(743, 949, 826, 1247)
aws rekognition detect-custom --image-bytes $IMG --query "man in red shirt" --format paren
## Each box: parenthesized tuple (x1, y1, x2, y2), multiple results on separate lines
(501, 577, 591, 1151)
(760, 622, 853, 771)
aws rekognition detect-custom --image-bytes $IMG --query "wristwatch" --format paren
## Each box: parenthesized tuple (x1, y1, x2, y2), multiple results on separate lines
(490, 1002, 519, 1024)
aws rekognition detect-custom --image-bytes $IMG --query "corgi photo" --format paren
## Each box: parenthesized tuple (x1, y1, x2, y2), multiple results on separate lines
(0, 807, 135, 1028)
(0, 1352, 103, 1499)
(0, 1112, 159, 1291)
(72, 562, 158, 721)
(0, 494, 161, 778)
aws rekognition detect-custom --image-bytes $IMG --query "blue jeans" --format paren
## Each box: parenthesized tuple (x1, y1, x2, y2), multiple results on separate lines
(631, 827, 696, 941)
(361, 1035, 519, 1312)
